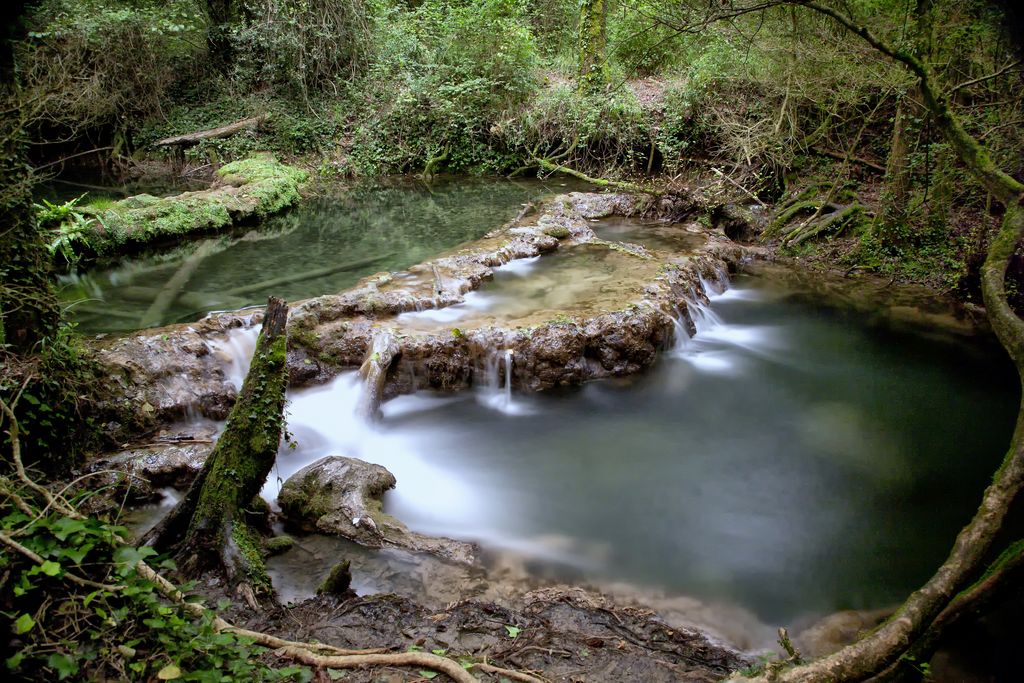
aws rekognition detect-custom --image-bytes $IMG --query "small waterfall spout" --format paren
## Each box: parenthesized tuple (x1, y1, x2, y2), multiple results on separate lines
(503, 348, 513, 407)
(478, 347, 529, 415)
(357, 332, 400, 422)
(211, 323, 261, 391)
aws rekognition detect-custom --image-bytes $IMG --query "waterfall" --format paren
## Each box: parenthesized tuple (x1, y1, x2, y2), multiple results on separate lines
(503, 348, 513, 407)
(210, 323, 261, 391)
(477, 347, 529, 415)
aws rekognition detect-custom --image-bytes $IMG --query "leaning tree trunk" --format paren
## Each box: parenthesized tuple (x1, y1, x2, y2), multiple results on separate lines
(144, 296, 288, 599)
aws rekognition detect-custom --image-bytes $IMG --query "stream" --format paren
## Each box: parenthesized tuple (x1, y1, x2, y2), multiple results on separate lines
(263, 273, 1016, 626)
(93, 178, 1018, 633)
(58, 177, 591, 333)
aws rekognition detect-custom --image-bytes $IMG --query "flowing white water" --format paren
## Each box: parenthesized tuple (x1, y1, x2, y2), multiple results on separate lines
(476, 347, 532, 416)
(209, 324, 260, 390)
(396, 256, 542, 327)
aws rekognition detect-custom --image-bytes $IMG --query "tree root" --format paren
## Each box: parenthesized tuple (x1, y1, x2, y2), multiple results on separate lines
(278, 647, 477, 683)
(470, 662, 549, 682)
(784, 203, 865, 246)
(874, 540, 1024, 682)
(531, 157, 656, 196)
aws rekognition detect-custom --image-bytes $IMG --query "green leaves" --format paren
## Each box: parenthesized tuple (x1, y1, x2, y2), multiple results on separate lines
(157, 663, 182, 679)
(39, 560, 62, 576)
(47, 652, 79, 680)
(13, 613, 35, 634)
(112, 545, 157, 576)
(3, 504, 312, 682)
(504, 624, 522, 638)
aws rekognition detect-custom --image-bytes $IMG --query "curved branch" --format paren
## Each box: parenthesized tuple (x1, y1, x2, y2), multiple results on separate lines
(278, 647, 477, 683)
(796, 0, 1023, 205)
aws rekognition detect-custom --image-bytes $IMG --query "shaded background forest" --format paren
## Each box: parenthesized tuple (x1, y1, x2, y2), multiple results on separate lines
(9, 0, 1023, 298)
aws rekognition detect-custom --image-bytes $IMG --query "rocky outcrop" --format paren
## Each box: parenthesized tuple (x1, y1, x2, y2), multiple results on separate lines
(278, 456, 478, 566)
(86, 191, 750, 429)
(79, 155, 307, 255)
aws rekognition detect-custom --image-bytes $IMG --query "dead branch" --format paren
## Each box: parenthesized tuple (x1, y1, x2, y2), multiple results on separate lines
(154, 116, 266, 148)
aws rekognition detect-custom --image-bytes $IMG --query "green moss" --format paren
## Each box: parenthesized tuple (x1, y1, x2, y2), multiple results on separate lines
(231, 522, 272, 594)
(78, 155, 307, 255)
(542, 225, 570, 239)
(264, 535, 295, 556)
(317, 560, 353, 597)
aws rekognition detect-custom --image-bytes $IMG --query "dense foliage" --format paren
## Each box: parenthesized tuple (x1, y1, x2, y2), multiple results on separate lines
(2, 2, 1023, 680)
(11, 0, 1021, 298)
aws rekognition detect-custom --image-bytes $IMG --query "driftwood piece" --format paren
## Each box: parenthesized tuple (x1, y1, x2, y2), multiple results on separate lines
(154, 116, 266, 149)
(357, 331, 400, 422)
(222, 253, 395, 299)
(138, 241, 218, 328)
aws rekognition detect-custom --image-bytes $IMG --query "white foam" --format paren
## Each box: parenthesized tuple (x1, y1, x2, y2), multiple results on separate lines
(209, 325, 260, 391)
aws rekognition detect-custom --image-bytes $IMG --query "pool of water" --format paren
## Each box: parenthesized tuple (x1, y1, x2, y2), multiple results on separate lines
(270, 274, 1018, 625)
(396, 244, 663, 331)
(58, 177, 591, 333)
(591, 215, 708, 252)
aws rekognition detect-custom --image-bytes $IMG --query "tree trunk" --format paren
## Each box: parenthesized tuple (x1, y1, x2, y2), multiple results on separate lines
(0, 2, 60, 352)
(577, 0, 608, 93)
(143, 297, 289, 598)
(879, 93, 911, 236)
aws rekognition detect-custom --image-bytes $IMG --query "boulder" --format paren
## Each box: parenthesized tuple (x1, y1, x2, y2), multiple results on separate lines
(278, 455, 478, 566)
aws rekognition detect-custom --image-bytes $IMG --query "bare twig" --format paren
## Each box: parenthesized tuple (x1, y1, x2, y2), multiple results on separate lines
(948, 60, 1022, 95)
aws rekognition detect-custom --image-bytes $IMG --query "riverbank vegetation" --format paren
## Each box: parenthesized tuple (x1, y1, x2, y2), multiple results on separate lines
(11, 1, 1022, 298)
(3, 1, 1024, 681)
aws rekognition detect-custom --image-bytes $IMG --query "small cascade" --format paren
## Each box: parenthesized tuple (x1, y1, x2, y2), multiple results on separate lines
(698, 264, 730, 298)
(668, 304, 693, 355)
(687, 298, 725, 335)
(356, 331, 400, 422)
(210, 323, 261, 391)
(476, 347, 530, 415)
(503, 348, 513, 406)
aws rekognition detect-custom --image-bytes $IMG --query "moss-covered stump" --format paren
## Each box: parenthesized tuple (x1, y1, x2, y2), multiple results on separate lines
(142, 296, 289, 597)
(279, 455, 479, 565)
(76, 155, 307, 255)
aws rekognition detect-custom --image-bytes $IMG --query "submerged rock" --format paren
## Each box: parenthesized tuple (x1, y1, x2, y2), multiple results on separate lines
(278, 456, 478, 566)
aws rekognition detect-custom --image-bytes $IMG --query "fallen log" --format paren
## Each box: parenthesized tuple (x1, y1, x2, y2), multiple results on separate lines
(154, 116, 266, 149)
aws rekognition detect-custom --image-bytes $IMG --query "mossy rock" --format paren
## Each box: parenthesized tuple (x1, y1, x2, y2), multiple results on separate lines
(76, 154, 307, 255)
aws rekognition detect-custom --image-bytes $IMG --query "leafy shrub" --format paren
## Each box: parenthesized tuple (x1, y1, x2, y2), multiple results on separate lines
(230, 0, 375, 98)
(348, 0, 539, 174)
(500, 84, 650, 176)
(0, 323, 103, 474)
(0, 502, 310, 681)
(18, 1, 204, 145)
